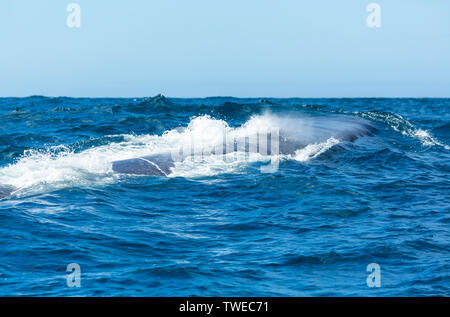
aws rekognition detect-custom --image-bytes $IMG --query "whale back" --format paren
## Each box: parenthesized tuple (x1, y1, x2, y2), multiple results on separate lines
(111, 115, 375, 177)
(112, 153, 175, 177)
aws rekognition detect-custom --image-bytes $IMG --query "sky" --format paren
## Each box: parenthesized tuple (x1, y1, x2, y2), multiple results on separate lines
(0, 0, 449, 97)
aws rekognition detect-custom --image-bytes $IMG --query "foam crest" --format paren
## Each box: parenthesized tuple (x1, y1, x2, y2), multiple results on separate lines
(412, 129, 450, 150)
(293, 137, 340, 162)
(359, 111, 449, 150)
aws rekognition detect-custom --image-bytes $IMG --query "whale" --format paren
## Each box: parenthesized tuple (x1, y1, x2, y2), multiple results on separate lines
(112, 153, 175, 177)
(112, 115, 375, 177)
(0, 115, 375, 195)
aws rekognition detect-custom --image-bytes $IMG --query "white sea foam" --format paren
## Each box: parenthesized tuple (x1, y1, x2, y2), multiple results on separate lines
(0, 113, 370, 196)
(411, 129, 450, 150)
(358, 111, 449, 150)
(293, 137, 340, 162)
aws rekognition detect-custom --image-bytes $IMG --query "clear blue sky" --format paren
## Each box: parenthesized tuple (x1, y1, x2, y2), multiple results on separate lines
(0, 0, 449, 97)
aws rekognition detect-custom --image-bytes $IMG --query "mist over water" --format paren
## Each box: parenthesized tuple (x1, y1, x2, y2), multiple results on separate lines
(0, 96, 448, 296)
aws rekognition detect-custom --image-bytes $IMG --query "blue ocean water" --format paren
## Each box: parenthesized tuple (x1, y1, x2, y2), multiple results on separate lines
(0, 96, 449, 296)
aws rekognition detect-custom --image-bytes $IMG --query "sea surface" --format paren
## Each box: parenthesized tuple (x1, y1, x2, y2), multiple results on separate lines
(0, 96, 449, 296)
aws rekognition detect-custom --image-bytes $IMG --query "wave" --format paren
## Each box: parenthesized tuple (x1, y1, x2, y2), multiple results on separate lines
(432, 123, 450, 137)
(124, 94, 174, 114)
(0, 113, 372, 197)
(293, 137, 340, 162)
(357, 111, 450, 150)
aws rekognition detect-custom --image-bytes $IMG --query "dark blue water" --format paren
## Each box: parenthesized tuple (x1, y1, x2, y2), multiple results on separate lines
(0, 96, 449, 296)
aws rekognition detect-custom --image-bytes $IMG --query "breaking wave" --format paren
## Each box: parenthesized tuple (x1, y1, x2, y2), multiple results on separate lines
(357, 111, 450, 150)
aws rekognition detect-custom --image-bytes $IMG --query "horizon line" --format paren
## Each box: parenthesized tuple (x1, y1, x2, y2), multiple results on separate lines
(1, 94, 449, 99)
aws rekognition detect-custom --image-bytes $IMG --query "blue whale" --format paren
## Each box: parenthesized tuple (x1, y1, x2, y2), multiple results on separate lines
(112, 116, 374, 177)
(112, 153, 175, 177)
(0, 116, 375, 195)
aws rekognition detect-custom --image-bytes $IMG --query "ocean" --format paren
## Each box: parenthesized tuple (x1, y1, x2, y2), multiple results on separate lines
(0, 96, 448, 296)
